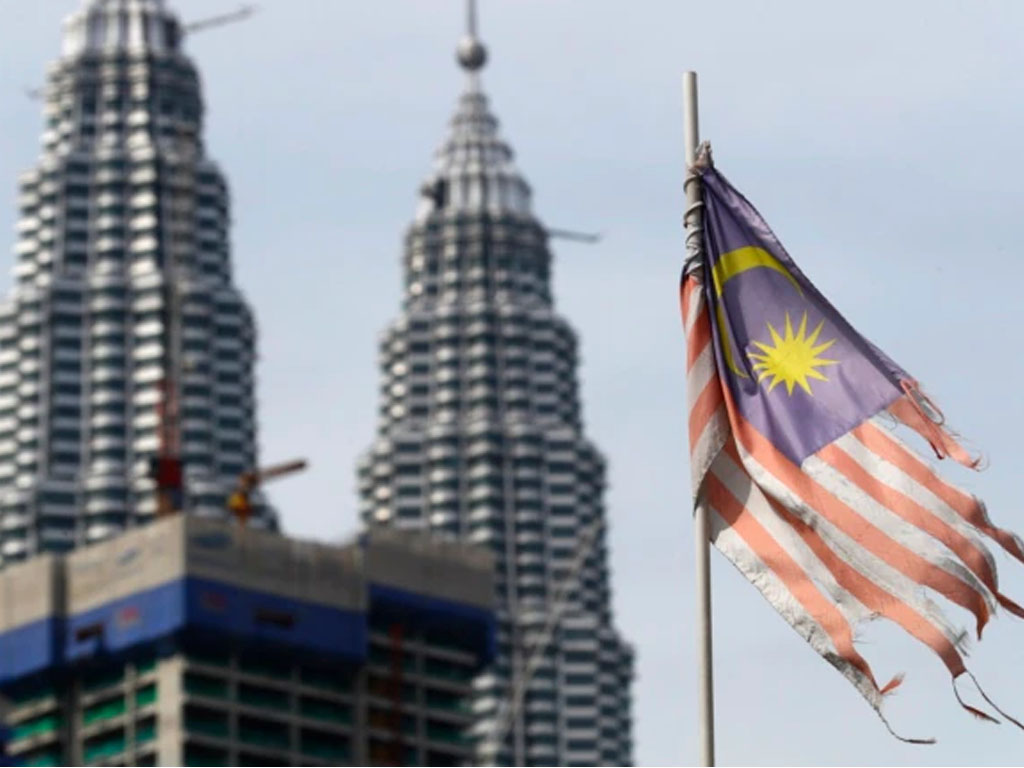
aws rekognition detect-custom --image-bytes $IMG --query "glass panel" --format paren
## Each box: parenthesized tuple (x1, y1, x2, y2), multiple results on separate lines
(299, 666, 354, 694)
(83, 733, 125, 763)
(300, 730, 351, 761)
(135, 684, 157, 708)
(425, 689, 471, 714)
(136, 718, 157, 744)
(83, 695, 126, 725)
(185, 718, 229, 738)
(422, 658, 473, 682)
(238, 657, 290, 681)
(298, 696, 352, 724)
(238, 726, 289, 750)
(237, 683, 287, 710)
(183, 672, 228, 699)
(12, 714, 61, 740)
(184, 705, 229, 738)
(184, 744, 229, 767)
(8, 681, 56, 707)
(23, 748, 63, 767)
(426, 721, 469, 746)
(82, 667, 124, 693)
(238, 717, 289, 750)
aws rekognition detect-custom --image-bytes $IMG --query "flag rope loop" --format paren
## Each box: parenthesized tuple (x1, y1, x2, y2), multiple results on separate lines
(683, 143, 713, 276)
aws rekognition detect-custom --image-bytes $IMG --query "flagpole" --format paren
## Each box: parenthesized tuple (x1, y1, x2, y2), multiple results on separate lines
(683, 70, 715, 768)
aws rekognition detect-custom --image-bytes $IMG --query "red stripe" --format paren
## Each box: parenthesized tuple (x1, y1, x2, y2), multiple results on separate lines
(720, 442, 965, 676)
(854, 420, 1024, 563)
(681, 275, 712, 373)
(688, 376, 723, 452)
(821, 442, 1024, 622)
(719, 380, 991, 637)
(680, 277, 695, 324)
(705, 470, 879, 688)
(890, 388, 979, 469)
(818, 443, 997, 598)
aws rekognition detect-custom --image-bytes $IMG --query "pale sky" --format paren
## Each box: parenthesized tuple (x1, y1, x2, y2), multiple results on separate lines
(3, 1, 1024, 765)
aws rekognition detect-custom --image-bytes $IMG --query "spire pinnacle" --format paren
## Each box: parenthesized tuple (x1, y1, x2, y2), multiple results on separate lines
(64, 0, 181, 58)
(456, 0, 487, 72)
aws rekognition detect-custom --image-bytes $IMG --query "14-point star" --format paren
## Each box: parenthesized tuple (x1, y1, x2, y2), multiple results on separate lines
(747, 311, 838, 396)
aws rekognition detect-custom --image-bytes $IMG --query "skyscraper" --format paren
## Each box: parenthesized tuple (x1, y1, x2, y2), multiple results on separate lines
(357, 7, 634, 765)
(0, 0, 271, 567)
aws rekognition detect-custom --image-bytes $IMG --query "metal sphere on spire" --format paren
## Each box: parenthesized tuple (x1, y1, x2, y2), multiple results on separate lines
(457, 35, 487, 71)
(456, 0, 487, 71)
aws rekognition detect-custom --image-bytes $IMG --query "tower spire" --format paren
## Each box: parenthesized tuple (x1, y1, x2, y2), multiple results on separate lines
(456, 0, 487, 72)
(64, 0, 181, 58)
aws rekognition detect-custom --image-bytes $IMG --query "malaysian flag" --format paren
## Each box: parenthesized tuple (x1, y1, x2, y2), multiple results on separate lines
(682, 156, 1024, 739)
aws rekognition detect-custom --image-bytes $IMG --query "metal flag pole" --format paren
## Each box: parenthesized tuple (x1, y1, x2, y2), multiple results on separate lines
(683, 70, 716, 768)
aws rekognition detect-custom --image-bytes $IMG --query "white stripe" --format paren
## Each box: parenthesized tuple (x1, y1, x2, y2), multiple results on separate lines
(686, 338, 715, 402)
(683, 275, 705, 332)
(711, 452, 873, 627)
(706, 496, 882, 710)
(685, 279, 727, 496)
(733, 441, 969, 652)
(835, 432, 999, 585)
(804, 453, 998, 616)
(691, 405, 728, 492)
(865, 416, 1024, 559)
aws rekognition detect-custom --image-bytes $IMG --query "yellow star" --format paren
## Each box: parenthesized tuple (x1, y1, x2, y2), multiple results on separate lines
(747, 312, 839, 396)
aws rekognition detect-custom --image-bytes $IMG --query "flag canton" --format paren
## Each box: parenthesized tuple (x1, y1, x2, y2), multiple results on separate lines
(701, 168, 905, 464)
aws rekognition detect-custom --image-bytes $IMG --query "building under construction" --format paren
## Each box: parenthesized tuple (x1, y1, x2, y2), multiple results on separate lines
(0, 516, 495, 766)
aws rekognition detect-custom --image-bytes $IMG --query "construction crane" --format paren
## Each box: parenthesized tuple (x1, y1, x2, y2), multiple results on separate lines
(151, 377, 184, 518)
(546, 228, 603, 244)
(24, 6, 259, 102)
(227, 459, 308, 526)
(480, 517, 606, 763)
(183, 5, 260, 36)
(141, 0, 251, 515)
(150, 123, 196, 519)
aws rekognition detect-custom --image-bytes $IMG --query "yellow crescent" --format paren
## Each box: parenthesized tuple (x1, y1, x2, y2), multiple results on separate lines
(711, 246, 802, 379)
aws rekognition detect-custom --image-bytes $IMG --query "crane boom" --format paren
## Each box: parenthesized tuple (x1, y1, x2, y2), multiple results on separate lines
(183, 5, 259, 35)
(247, 459, 308, 487)
(23, 6, 258, 102)
(546, 228, 603, 244)
(481, 517, 605, 759)
(228, 459, 308, 527)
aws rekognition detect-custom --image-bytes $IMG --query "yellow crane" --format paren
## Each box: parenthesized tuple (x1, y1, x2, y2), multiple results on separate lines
(227, 459, 308, 527)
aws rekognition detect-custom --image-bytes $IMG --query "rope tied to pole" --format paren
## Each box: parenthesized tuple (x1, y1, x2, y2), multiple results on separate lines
(683, 141, 713, 277)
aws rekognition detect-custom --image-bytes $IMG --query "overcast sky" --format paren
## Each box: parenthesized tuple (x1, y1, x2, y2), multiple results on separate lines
(4, 1, 1024, 765)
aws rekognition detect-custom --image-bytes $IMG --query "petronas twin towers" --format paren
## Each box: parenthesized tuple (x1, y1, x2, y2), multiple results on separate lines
(357, 28, 634, 767)
(0, 0, 270, 567)
(2, 0, 633, 764)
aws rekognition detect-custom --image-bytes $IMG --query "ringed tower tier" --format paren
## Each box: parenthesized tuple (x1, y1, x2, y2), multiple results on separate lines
(358, 7, 634, 766)
(0, 0, 272, 566)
